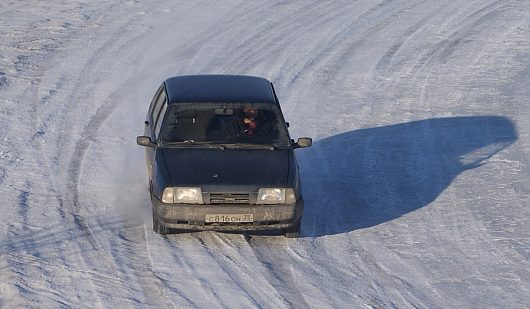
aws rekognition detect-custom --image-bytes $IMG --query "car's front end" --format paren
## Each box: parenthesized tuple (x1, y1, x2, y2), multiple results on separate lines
(149, 146, 304, 236)
(151, 186, 304, 232)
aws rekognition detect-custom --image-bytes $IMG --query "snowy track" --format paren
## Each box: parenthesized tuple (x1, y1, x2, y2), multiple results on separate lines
(1, 0, 529, 307)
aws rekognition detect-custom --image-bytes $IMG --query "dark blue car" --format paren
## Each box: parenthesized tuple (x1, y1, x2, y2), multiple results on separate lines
(137, 75, 311, 237)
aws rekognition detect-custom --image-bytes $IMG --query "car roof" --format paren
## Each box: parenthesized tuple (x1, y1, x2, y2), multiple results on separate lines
(164, 75, 277, 104)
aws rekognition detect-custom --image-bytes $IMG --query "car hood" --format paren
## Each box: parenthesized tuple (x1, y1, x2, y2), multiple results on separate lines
(160, 148, 290, 189)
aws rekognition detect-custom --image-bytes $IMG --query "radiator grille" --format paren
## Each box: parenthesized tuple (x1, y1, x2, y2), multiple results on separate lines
(208, 193, 251, 204)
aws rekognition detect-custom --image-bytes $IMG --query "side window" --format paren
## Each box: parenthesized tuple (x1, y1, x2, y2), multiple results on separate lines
(154, 99, 168, 140)
(148, 84, 164, 120)
(152, 89, 167, 127)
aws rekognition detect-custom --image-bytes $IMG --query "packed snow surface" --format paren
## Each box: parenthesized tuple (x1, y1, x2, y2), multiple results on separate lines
(1, 0, 529, 308)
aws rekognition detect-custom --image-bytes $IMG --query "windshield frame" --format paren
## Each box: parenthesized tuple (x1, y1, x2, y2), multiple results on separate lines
(158, 102, 292, 149)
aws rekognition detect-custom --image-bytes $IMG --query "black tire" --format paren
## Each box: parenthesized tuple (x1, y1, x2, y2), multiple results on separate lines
(152, 212, 169, 235)
(284, 218, 301, 238)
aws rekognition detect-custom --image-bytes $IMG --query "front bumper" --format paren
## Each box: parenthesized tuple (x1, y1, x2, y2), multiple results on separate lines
(151, 194, 304, 231)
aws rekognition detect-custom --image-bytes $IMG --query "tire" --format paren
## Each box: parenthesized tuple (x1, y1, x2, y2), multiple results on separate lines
(284, 218, 301, 238)
(152, 211, 169, 235)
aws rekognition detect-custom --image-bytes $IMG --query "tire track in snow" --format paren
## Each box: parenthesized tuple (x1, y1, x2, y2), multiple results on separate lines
(179, 1, 276, 73)
(65, 105, 113, 250)
(400, 0, 506, 83)
(161, 236, 227, 308)
(327, 2, 527, 305)
(105, 222, 177, 308)
(254, 0, 430, 92)
(196, 234, 266, 307)
(0, 2, 120, 305)
(1, 1, 176, 306)
(45, 3, 132, 252)
(404, 0, 508, 109)
(373, 9, 446, 75)
(246, 238, 310, 308)
(54, 6, 181, 306)
(217, 1, 341, 74)
(161, 232, 305, 307)
(0, 167, 5, 186)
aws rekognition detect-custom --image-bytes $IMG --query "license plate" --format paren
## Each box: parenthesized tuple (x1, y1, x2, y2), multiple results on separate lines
(205, 214, 254, 223)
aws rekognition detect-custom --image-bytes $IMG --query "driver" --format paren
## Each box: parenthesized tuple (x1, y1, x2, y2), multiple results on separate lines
(212, 106, 275, 141)
(242, 107, 259, 136)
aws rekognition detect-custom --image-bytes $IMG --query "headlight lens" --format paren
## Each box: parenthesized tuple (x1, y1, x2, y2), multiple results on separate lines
(161, 187, 204, 204)
(161, 187, 174, 203)
(257, 188, 296, 204)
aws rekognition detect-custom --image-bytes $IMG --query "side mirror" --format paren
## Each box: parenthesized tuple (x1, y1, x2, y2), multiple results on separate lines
(137, 136, 156, 148)
(294, 137, 312, 149)
(285, 122, 290, 128)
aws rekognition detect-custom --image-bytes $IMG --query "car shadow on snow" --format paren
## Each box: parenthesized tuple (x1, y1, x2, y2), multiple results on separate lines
(298, 116, 517, 237)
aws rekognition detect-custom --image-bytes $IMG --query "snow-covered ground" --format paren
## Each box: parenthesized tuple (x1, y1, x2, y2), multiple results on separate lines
(1, 0, 529, 307)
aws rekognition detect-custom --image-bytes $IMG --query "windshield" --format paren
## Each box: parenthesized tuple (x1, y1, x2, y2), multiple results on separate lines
(159, 103, 291, 147)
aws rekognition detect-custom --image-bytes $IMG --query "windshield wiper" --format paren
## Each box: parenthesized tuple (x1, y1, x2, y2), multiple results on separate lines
(163, 140, 282, 150)
(220, 143, 276, 150)
(162, 140, 226, 149)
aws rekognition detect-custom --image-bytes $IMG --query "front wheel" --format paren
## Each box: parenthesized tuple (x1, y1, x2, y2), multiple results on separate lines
(152, 212, 169, 235)
(284, 218, 301, 238)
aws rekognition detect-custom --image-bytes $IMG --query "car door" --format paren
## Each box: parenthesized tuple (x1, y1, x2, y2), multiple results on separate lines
(145, 84, 167, 179)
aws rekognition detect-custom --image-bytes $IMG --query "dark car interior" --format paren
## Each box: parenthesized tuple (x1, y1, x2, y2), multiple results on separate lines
(159, 105, 285, 145)
(162, 109, 213, 142)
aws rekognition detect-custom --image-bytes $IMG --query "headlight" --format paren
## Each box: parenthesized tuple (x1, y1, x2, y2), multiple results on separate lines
(161, 187, 204, 204)
(257, 188, 296, 204)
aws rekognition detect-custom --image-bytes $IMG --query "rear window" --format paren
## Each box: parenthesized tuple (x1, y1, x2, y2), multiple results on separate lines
(159, 103, 290, 146)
